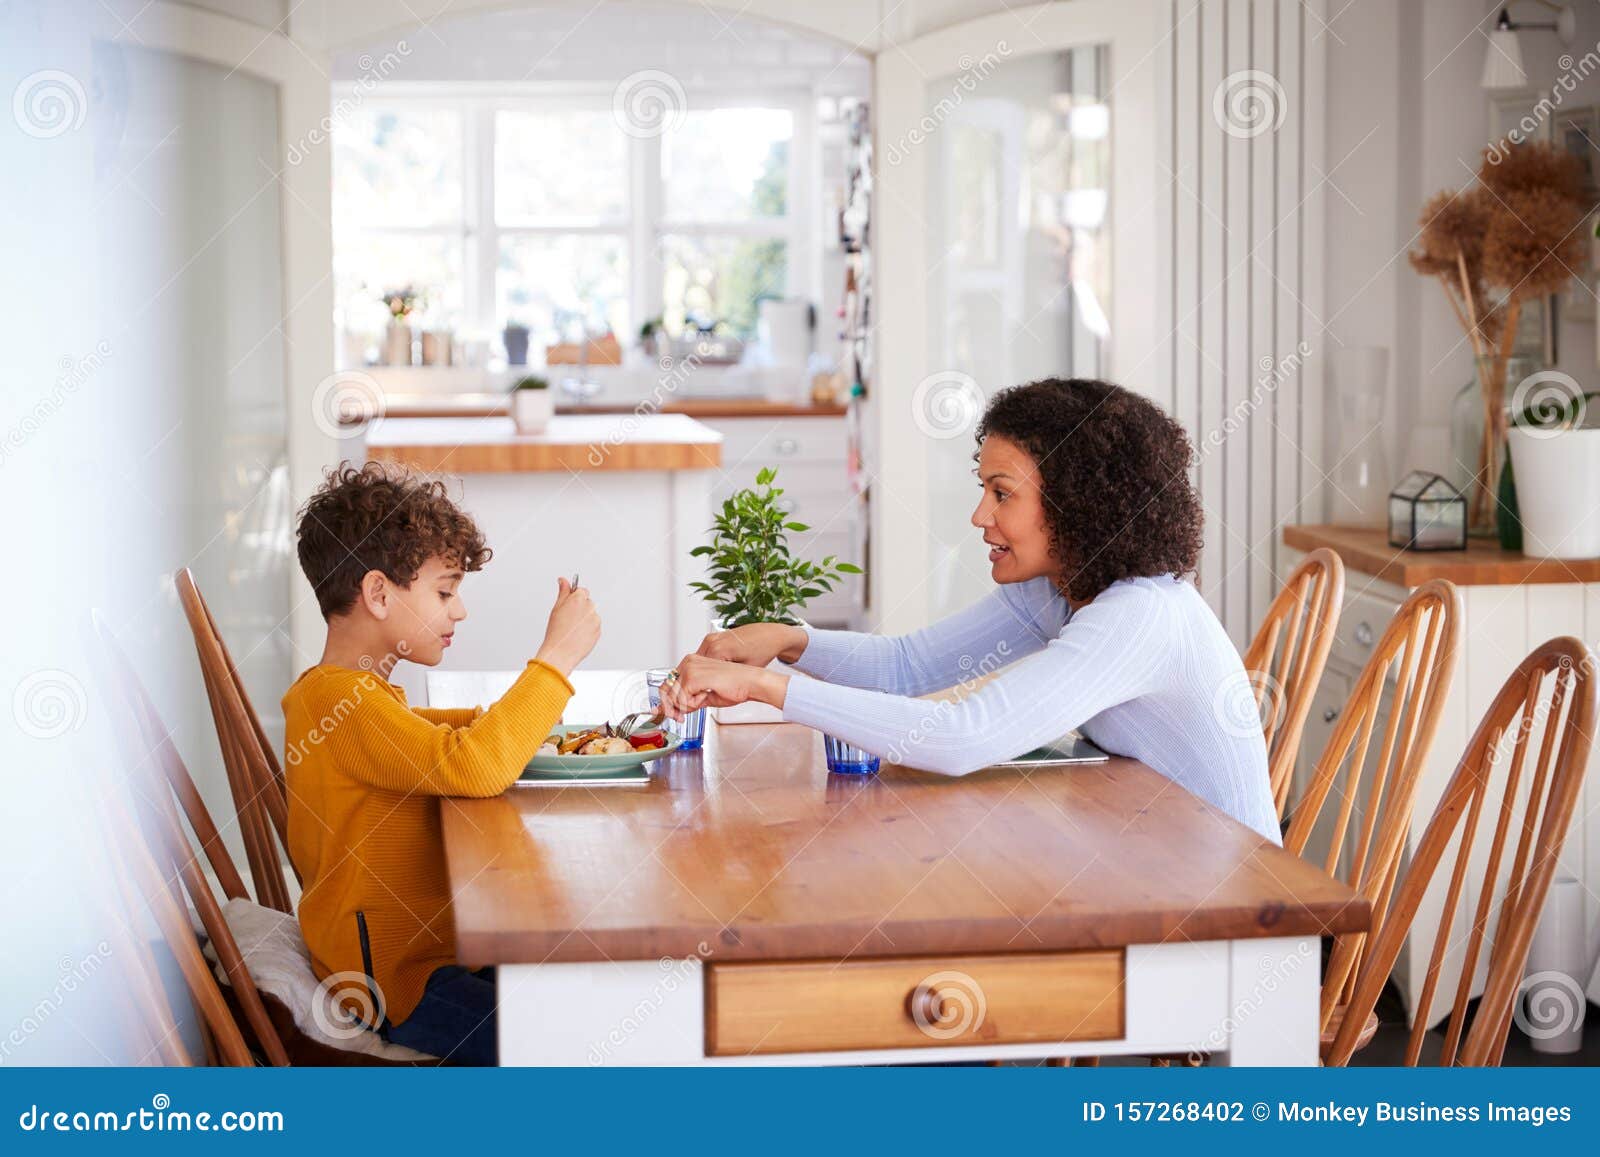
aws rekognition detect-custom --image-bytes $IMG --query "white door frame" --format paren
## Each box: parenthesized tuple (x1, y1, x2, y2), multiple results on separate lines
(872, 0, 1166, 635)
(92, 0, 337, 662)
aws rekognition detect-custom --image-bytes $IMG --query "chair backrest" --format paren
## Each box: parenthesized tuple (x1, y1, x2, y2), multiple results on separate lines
(173, 568, 297, 912)
(1283, 578, 1461, 1038)
(1325, 636, 1597, 1066)
(1243, 548, 1345, 815)
(94, 613, 292, 1065)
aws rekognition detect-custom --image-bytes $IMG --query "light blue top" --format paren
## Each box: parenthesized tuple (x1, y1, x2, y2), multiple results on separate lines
(782, 575, 1281, 844)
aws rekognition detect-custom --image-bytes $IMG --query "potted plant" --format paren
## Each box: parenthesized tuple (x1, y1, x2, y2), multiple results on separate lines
(510, 375, 552, 434)
(1410, 142, 1587, 535)
(638, 316, 663, 358)
(689, 466, 861, 722)
(381, 285, 422, 366)
(1507, 380, 1600, 559)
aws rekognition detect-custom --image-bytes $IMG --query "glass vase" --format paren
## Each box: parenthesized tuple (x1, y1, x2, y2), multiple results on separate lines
(1450, 354, 1537, 539)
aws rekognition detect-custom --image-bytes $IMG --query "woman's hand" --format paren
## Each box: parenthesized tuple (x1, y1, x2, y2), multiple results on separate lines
(695, 622, 809, 667)
(657, 654, 789, 718)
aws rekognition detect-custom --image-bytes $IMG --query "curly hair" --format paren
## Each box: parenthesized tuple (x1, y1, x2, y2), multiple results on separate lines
(975, 378, 1203, 603)
(296, 463, 491, 620)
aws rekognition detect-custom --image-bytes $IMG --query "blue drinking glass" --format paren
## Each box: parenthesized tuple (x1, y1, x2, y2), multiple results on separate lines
(647, 667, 704, 752)
(824, 734, 880, 775)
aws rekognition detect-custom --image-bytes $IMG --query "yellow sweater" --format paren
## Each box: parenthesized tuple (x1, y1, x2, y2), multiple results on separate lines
(282, 660, 572, 1025)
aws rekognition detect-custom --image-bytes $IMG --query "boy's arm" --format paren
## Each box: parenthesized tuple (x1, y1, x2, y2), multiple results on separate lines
(315, 661, 572, 797)
(412, 706, 482, 728)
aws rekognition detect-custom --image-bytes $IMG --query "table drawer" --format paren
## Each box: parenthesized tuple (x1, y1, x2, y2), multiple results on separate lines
(704, 417, 847, 468)
(1332, 589, 1401, 677)
(704, 950, 1124, 1056)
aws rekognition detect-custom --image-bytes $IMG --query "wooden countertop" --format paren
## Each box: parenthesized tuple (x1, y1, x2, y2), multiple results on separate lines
(439, 699, 1368, 966)
(363, 414, 721, 474)
(354, 392, 847, 421)
(1284, 524, 1600, 587)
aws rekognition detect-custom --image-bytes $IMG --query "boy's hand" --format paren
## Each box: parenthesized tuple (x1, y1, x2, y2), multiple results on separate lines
(534, 577, 600, 677)
(695, 622, 809, 667)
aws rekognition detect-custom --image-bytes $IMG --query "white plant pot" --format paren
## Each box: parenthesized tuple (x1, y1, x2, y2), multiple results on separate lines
(511, 389, 553, 435)
(708, 616, 804, 725)
(1508, 426, 1600, 559)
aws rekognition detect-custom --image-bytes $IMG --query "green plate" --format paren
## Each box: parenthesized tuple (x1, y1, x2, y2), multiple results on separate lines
(522, 723, 682, 778)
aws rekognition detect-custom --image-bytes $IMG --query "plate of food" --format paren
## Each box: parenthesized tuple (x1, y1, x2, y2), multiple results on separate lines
(522, 722, 682, 777)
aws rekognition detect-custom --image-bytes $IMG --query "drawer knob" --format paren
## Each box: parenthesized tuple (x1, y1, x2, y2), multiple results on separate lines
(1353, 622, 1374, 647)
(905, 974, 986, 1038)
(1324, 707, 1341, 723)
(775, 437, 799, 454)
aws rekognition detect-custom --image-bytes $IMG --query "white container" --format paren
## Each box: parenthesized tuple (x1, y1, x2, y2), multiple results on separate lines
(1524, 876, 1587, 1054)
(511, 388, 553, 434)
(1508, 426, 1600, 559)
(758, 298, 811, 367)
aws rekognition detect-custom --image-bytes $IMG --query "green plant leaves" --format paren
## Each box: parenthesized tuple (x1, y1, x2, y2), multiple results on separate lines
(688, 466, 862, 624)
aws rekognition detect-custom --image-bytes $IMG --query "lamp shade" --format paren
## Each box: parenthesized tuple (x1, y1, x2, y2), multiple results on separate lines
(1482, 27, 1527, 89)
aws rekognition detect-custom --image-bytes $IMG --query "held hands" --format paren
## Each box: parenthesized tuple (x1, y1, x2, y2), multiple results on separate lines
(534, 577, 601, 677)
(657, 654, 789, 719)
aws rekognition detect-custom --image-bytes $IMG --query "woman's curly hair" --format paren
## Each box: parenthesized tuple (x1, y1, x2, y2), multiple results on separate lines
(975, 378, 1203, 603)
(296, 463, 491, 620)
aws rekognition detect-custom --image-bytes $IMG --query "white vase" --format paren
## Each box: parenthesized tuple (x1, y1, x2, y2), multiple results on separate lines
(511, 389, 553, 434)
(384, 320, 413, 366)
(1508, 427, 1600, 559)
(1326, 345, 1392, 526)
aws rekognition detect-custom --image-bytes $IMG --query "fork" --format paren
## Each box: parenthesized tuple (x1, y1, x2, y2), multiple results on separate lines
(614, 709, 665, 739)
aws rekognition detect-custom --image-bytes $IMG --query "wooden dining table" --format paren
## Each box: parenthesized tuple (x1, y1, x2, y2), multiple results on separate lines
(430, 670, 1369, 1066)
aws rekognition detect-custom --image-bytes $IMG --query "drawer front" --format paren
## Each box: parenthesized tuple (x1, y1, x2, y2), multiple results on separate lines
(1331, 589, 1401, 677)
(705, 950, 1124, 1056)
(706, 417, 847, 469)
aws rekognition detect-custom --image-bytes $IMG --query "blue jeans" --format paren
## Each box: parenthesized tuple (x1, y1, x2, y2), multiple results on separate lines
(384, 965, 497, 1066)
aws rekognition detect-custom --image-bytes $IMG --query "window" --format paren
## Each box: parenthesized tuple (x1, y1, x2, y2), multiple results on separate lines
(332, 94, 803, 359)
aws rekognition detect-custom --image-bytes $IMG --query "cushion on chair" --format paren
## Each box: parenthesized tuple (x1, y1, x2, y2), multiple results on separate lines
(193, 898, 437, 1063)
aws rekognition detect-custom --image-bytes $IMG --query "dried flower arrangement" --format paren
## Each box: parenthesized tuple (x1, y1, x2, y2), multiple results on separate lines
(1409, 143, 1587, 528)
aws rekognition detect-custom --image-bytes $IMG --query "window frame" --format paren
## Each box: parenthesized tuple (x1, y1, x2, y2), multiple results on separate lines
(332, 84, 812, 345)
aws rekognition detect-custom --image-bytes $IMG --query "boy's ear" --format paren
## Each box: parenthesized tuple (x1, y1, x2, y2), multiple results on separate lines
(359, 570, 391, 620)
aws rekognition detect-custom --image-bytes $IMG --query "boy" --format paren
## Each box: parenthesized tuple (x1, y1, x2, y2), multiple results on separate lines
(283, 463, 599, 1065)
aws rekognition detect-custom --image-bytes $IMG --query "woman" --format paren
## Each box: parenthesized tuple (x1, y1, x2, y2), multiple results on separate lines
(659, 378, 1279, 844)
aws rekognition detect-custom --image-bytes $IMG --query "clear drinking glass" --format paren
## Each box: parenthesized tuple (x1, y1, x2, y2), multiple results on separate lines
(646, 668, 704, 751)
(824, 734, 879, 776)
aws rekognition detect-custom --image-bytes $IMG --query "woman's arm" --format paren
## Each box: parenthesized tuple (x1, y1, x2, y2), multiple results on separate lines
(791, 578, 1063, 696)
(781, 583, 1168, 775)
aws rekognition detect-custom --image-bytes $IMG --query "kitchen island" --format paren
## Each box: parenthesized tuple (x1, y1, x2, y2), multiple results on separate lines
(359, 414, 722, 702)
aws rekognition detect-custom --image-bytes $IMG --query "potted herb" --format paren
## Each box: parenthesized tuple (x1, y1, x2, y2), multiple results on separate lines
(510, 375, 552, 434)
(689, 466, 861, 722)
(639, 316, 663, 358)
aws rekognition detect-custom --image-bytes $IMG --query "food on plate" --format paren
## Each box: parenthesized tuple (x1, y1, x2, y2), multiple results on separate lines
(539, 722, 671, 757)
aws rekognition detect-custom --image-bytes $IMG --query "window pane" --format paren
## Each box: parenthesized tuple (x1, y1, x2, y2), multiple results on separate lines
(333, 108, 463, 228)
(662, 109, 792, 221)
(660, 234, 787, 339)
(497, 234, 628, 343)
(334, 233, 463, 336)
(495, 110, 628, 225)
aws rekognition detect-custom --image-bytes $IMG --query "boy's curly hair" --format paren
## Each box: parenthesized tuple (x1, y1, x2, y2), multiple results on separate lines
(975, 378, 1203, 603)
(296, 463, 491, 620)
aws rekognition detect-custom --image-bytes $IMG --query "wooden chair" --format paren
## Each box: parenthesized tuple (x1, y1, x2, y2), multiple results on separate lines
(1324, 636, 1597, 1066)
(1242, 548, 1345, 817)
(1284, 578, 1461, 1056)
(174, 567, 297, 913)
(94, 614, 433, 1067)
